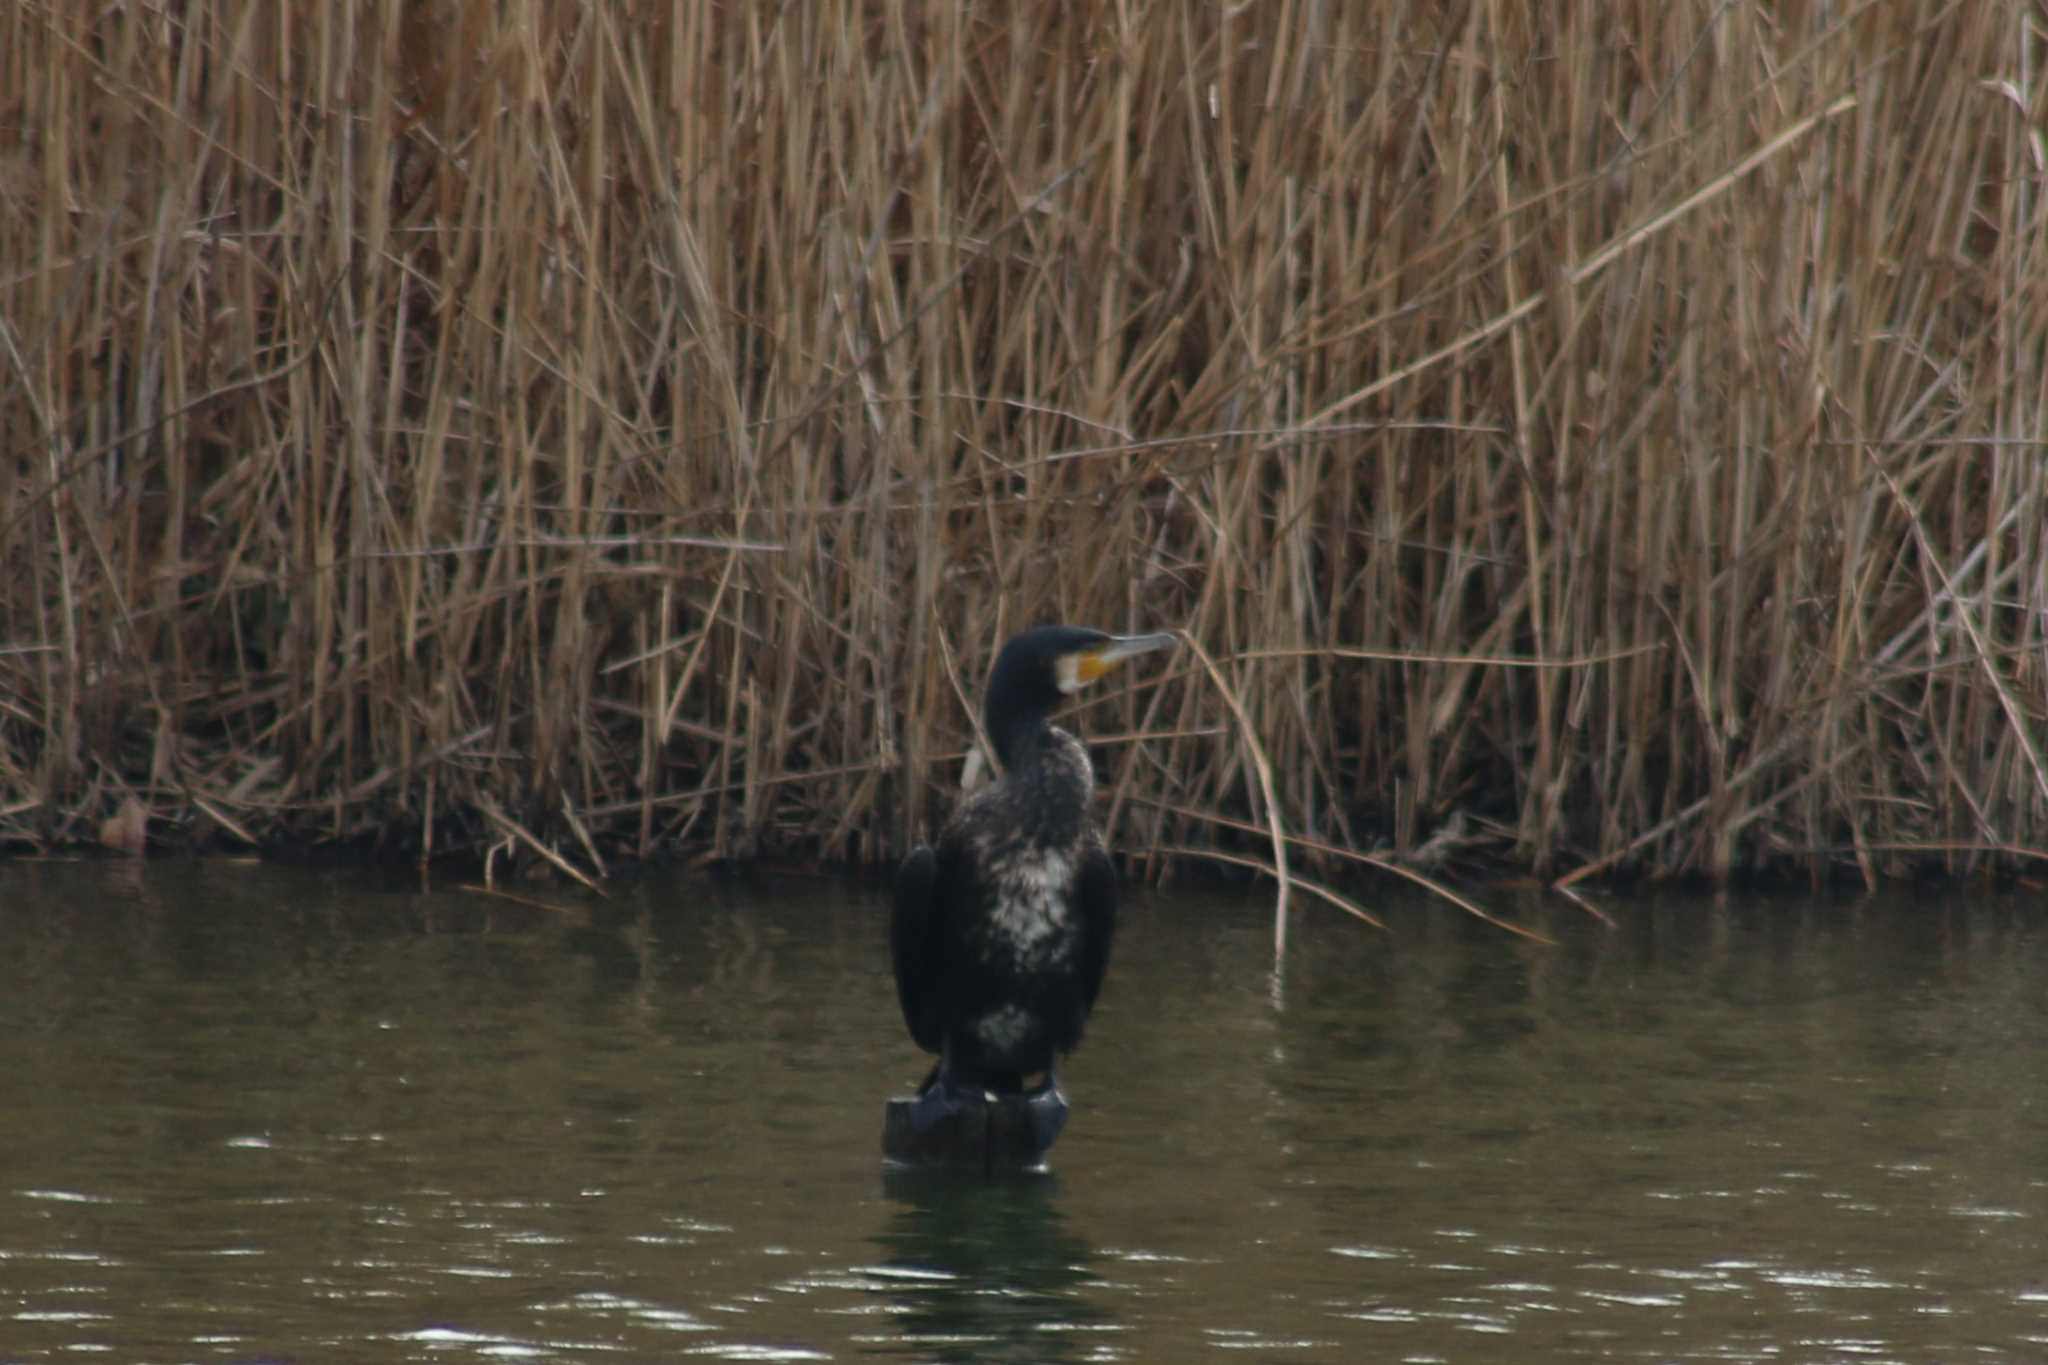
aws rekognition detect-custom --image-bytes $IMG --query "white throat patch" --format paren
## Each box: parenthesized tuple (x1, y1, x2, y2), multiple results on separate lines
(1054, 652, 1085, 694)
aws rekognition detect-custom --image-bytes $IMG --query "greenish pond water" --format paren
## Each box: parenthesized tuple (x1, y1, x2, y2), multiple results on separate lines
(1, 860, 2045, 1362)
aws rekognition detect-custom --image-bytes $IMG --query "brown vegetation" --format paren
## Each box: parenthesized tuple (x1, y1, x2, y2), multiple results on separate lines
(3, 1, 2044, 888)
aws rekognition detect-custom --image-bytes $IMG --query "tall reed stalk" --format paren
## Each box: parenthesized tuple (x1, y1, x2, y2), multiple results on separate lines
(3, 1, 2043, 886)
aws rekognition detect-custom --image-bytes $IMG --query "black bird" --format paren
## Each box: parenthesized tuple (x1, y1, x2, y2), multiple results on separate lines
(891, 625, 1175, 1141)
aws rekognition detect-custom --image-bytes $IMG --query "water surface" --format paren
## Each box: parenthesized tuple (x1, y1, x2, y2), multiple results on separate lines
(2, 859, 2045, 1361)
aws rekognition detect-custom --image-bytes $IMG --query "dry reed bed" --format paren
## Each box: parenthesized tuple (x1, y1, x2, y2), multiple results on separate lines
(2, 1, 2044, 888)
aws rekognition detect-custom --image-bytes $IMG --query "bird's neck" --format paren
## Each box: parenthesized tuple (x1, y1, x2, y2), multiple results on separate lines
(988, 708, 1055, 773)
(989, 715, 1093, 848)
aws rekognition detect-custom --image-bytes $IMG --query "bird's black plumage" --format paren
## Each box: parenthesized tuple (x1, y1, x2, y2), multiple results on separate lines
(891, 625, 1173, 1118)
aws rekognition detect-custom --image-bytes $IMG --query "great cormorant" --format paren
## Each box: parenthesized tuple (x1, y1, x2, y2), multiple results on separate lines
(891, 625, 1175, 1141)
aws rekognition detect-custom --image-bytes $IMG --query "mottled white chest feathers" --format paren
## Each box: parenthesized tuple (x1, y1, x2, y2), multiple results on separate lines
(989, 846, 1077, 965)
(1051, 730, 1094, 787)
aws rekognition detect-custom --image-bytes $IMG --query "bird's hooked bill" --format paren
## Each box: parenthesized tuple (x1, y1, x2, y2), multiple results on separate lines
(1065, 631, 1177, 687)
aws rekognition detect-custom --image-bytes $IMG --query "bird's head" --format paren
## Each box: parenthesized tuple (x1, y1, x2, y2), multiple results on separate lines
(982, 625, 1176, 766)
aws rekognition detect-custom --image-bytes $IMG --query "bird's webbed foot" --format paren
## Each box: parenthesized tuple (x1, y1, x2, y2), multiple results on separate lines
(1023, 1070, 1069, 1153)
(908, 1066, 975, 1134)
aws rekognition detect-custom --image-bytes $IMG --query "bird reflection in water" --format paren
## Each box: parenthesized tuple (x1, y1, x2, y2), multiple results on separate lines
(863, 1169, 1114, 1362)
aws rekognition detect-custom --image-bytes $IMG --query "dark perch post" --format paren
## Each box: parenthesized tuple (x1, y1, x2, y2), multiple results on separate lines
(882, 1085, 1069, 1175)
